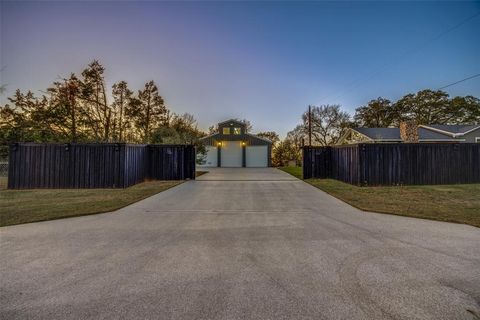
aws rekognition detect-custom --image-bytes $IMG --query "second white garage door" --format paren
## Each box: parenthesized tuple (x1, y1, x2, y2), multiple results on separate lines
(221, 141, 242, 167)
(246, 146, 268, 167)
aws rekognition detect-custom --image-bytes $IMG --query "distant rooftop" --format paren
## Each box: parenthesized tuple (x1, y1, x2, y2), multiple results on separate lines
(354, 128, 401, 141)
(422, 124, 480, 135)
(353, 127, 460, 141)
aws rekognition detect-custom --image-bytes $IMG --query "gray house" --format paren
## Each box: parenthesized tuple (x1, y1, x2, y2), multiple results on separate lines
(199, 119, 272, 167)
(338, 124, 480, 144)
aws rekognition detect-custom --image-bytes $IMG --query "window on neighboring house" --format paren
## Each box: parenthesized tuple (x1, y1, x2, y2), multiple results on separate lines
(476, 137, 480, 143)
(223, 127, 231, 135)
(233, 127, 241, 135)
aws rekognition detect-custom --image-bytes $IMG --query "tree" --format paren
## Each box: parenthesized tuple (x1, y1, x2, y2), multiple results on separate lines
(169, 113, 201, 144)
(301, 105, 351, 146)
(131, 80, 167, 142)
(0, 67, 6, 95)
(151, 112, 207, 164)
(4, 90, 55, 142)
(79, 60, 112, 141)
(0, 104, 16, 158)
(235, 118, 253, 132)
(208, 125, 217, 135)
(450, 95, 480, 124)
(150, 126, 180, 144)
(272, 138, 301, 167)
(287, 125, 307, 149)
(283, 126, 307, 166)
(111, 81, 135, 142)
(257, 131, 280, 147)
(354, 97, 397, 127)
(0, 61, 185, 146)
(393, 89, 455, 125)
(171, 113, 197, 131)
(47, 74, 83, 142)
(354, 90, 479, 127)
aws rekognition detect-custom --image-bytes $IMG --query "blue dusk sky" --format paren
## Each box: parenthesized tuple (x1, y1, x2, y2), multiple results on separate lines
(1, 1, 479, 137)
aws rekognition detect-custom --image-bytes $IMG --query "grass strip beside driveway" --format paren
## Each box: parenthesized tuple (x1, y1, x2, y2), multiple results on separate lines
(0, 180, 182, 227)
(0, 177, 7, 190)
(279, 167, 480, 228)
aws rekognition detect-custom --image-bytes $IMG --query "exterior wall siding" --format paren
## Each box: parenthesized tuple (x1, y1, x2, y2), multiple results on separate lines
(463, 128, 480, 143)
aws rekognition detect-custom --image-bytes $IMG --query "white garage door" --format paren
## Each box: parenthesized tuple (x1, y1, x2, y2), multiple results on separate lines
(246, 146, 268, 167)
(198, 146, 217, 167)
(221, 141, 242, 167)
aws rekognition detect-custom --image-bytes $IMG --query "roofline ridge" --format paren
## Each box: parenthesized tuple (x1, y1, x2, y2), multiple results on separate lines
(246, 132, 272, 143)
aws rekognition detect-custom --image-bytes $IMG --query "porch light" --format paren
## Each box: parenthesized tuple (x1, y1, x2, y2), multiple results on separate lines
(217, 142, 222, 147)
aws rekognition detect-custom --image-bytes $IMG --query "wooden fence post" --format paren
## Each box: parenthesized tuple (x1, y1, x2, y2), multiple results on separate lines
(302, 147, 309, 179)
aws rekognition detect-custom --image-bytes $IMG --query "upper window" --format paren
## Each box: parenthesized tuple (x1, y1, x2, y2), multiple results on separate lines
(233, 127, 241, 135)
(476, 137, 480, 143)
(223, 127, 231, 135)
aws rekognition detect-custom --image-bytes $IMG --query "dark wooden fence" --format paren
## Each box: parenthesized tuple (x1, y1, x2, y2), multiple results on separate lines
(303, 143, 480, 185)
(7, 143, 196, 189)
(147, 145, 196, 180)
(124, 144, 148, 187)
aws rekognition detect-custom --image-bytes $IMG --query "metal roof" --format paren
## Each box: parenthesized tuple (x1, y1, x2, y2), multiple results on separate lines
(353, 128, 401, 141)
(199, 132, 272, 146)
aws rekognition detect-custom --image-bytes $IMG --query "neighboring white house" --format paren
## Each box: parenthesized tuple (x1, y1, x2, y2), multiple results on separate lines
(338, 124, 480, 144)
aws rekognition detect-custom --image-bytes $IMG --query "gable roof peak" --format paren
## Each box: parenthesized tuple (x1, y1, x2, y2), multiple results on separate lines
(420, 124, 480, 137)
(218, 119, 246, 126)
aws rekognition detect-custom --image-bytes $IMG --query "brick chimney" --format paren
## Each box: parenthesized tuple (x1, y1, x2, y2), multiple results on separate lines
(399, 120, 419, 143)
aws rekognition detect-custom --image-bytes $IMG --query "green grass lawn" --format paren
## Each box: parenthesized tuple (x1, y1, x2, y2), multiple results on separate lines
(0, 180, 182, 227)
(279, 166, 303, 179)
(0, 177, 7, 190)
(279, 167, 480, 228)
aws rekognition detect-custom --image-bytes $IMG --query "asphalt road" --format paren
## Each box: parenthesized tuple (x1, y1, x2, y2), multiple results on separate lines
(1, 168, 479, 320)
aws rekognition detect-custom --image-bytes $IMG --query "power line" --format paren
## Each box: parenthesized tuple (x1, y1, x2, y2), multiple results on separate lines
(317, 11, 480, 104)
(437, 73, 480, 90)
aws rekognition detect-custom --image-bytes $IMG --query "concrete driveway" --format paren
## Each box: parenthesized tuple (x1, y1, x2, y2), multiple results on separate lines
(1, 168, 479, 320)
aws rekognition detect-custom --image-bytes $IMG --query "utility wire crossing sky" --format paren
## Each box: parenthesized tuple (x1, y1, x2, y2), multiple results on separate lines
(1, 1, 479, 136)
